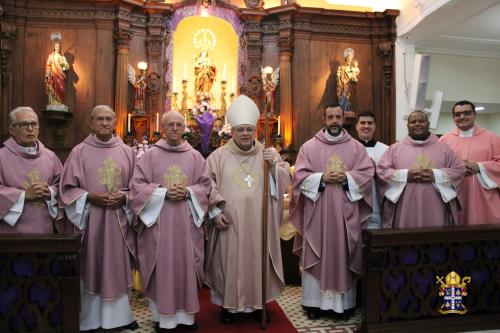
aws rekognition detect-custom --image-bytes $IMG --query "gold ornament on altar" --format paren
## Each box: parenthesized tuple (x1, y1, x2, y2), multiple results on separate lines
(163, 164, 187, 189)
(436, 271, 471, 315)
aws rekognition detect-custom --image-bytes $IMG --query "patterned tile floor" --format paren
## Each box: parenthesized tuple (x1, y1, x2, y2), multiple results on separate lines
(123, 286, 360, 333)
(124, 286, 500, 333)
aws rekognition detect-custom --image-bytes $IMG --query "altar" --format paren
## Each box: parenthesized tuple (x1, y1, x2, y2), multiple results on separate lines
(0, 0, 398, 161)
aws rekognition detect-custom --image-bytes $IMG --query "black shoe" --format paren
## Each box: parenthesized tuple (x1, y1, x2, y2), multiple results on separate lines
(104, 321, 139, 332)
(305, 307, 322, 320)
(252, 309, 271, 323)
(154, 322, 175, 332)
(178, 322, 198, 331)
(219, 308, 235, 324)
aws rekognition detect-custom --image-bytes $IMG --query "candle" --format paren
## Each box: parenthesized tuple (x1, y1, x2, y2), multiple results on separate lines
(127, 113, 131, 133)
(183, 63, 187, 81)
(156, 112, 159, 132)
(231, 76, 235, 94)
(173, 75, 177, 93)
(224, 116, 227, 126)
(223, 64, 227, 81)
(277, 116, 281, 135)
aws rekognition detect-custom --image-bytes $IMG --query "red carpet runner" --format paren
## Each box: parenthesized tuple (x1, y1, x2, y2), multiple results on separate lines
(194, 288, 297, 333)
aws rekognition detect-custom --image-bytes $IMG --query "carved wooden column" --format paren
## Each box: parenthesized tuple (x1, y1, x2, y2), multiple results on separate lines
(113, 4, 133, 138)
(378, 10, 398, 144)
(145, 10, 167, 133)
(241, 11, 265, 110)
(278, 12, 294, 149)
(0, 21, 16, 141)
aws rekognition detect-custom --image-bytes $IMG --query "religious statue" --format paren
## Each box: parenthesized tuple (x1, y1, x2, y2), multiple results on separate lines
(261, 66, 280, 114)
(336, 48, 360, 112)
(194, 50, 216, 94)
(45, 32, 70, 111)
(128, 62, 148, 114)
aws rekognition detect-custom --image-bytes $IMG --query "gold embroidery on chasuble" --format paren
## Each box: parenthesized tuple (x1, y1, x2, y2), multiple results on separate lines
(412, 154, 436, 170)
(163, 164, 187, 189)
(326, 154, 346, 173)
(23, 169, 44, 206)
(98, 157, 125, 193)
(232, 162, 259, 190)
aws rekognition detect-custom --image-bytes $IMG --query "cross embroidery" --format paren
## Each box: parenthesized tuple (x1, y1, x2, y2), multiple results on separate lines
(244, 174, 254, 188)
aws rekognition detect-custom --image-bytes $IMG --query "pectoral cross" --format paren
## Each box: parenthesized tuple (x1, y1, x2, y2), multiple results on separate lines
(244, 174, 254, 188)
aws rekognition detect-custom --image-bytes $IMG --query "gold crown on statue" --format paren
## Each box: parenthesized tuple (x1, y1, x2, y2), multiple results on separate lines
(193, 28, 216, 51)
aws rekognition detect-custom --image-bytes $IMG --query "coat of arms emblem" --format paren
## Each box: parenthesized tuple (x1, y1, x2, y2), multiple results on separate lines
(436, 271, 471, 315)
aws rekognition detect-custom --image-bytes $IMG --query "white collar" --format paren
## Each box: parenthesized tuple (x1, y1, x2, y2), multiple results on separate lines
(324, 129, 344, 142)
(94, 134, 116, 144)
(459, 128, 474, 138)
(17, 141, 39, 155)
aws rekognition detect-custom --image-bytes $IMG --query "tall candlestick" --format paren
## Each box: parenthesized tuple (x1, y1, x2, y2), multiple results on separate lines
(156, 112, 159, 132)
(223, 64, 227, 81)
(127, 113, 131, 133)
(183, 63, 187, 81)
(173, 75, 177, 93)
(277, 116, 281, 135)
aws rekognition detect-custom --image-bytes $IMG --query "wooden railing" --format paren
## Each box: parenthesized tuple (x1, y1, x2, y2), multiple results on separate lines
(0, 234, 81, 333)
(359, 225, 500, 333)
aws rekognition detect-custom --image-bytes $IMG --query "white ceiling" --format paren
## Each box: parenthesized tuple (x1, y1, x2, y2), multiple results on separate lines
(402, 0, 500, 58)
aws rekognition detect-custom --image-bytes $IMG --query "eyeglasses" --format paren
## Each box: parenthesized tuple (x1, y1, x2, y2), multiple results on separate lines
(12, 122, 39, 129)
(453, 110, 474, 117)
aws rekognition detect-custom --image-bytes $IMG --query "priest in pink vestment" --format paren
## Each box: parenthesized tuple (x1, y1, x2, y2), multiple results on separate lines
(439, 100, 500, 224)
(129, 111, 211, 331)
(377, 110, 466, 228)
(291, 102, 374, 320)
(204, 95, 291, 324)
(0, 107, 62, 234)
(59, 105, 138, 332)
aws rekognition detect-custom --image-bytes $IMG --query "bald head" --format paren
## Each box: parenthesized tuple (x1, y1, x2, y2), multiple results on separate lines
(163, 111, 185, 146)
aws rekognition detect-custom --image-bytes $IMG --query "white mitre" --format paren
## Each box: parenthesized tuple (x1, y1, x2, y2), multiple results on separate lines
(226, 95, 260, 127)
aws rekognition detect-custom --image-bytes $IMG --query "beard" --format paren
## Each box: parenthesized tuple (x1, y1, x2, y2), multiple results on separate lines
(326, 125, 342, 137)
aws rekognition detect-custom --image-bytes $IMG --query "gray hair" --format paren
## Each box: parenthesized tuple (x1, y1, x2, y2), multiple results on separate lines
(90, 105, 115, 120)
(8, 107, 38, 127)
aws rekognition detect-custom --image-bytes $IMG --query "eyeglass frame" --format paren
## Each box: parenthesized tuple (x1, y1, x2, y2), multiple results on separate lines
(10, 121, 40, 129)
(452, 110, 474, 118)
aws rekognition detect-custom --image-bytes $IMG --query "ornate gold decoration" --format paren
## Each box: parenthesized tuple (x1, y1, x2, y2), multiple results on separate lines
(163, 164, 187, 189)
(23, 169, 44, 206)
(98, 157, 124, 193)
(436, 271, 471, 315)
(326, 154, 346, 173)
(193, 28, 216, 51)
(412, 154, 436, 170)
(232, 162, 259, 190)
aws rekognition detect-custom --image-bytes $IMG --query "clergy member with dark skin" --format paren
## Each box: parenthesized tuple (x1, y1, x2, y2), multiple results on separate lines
(377, 110, 466, 228)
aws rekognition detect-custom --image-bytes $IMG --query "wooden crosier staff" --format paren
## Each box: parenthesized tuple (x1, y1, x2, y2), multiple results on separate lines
(260, 66, 279, 329)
